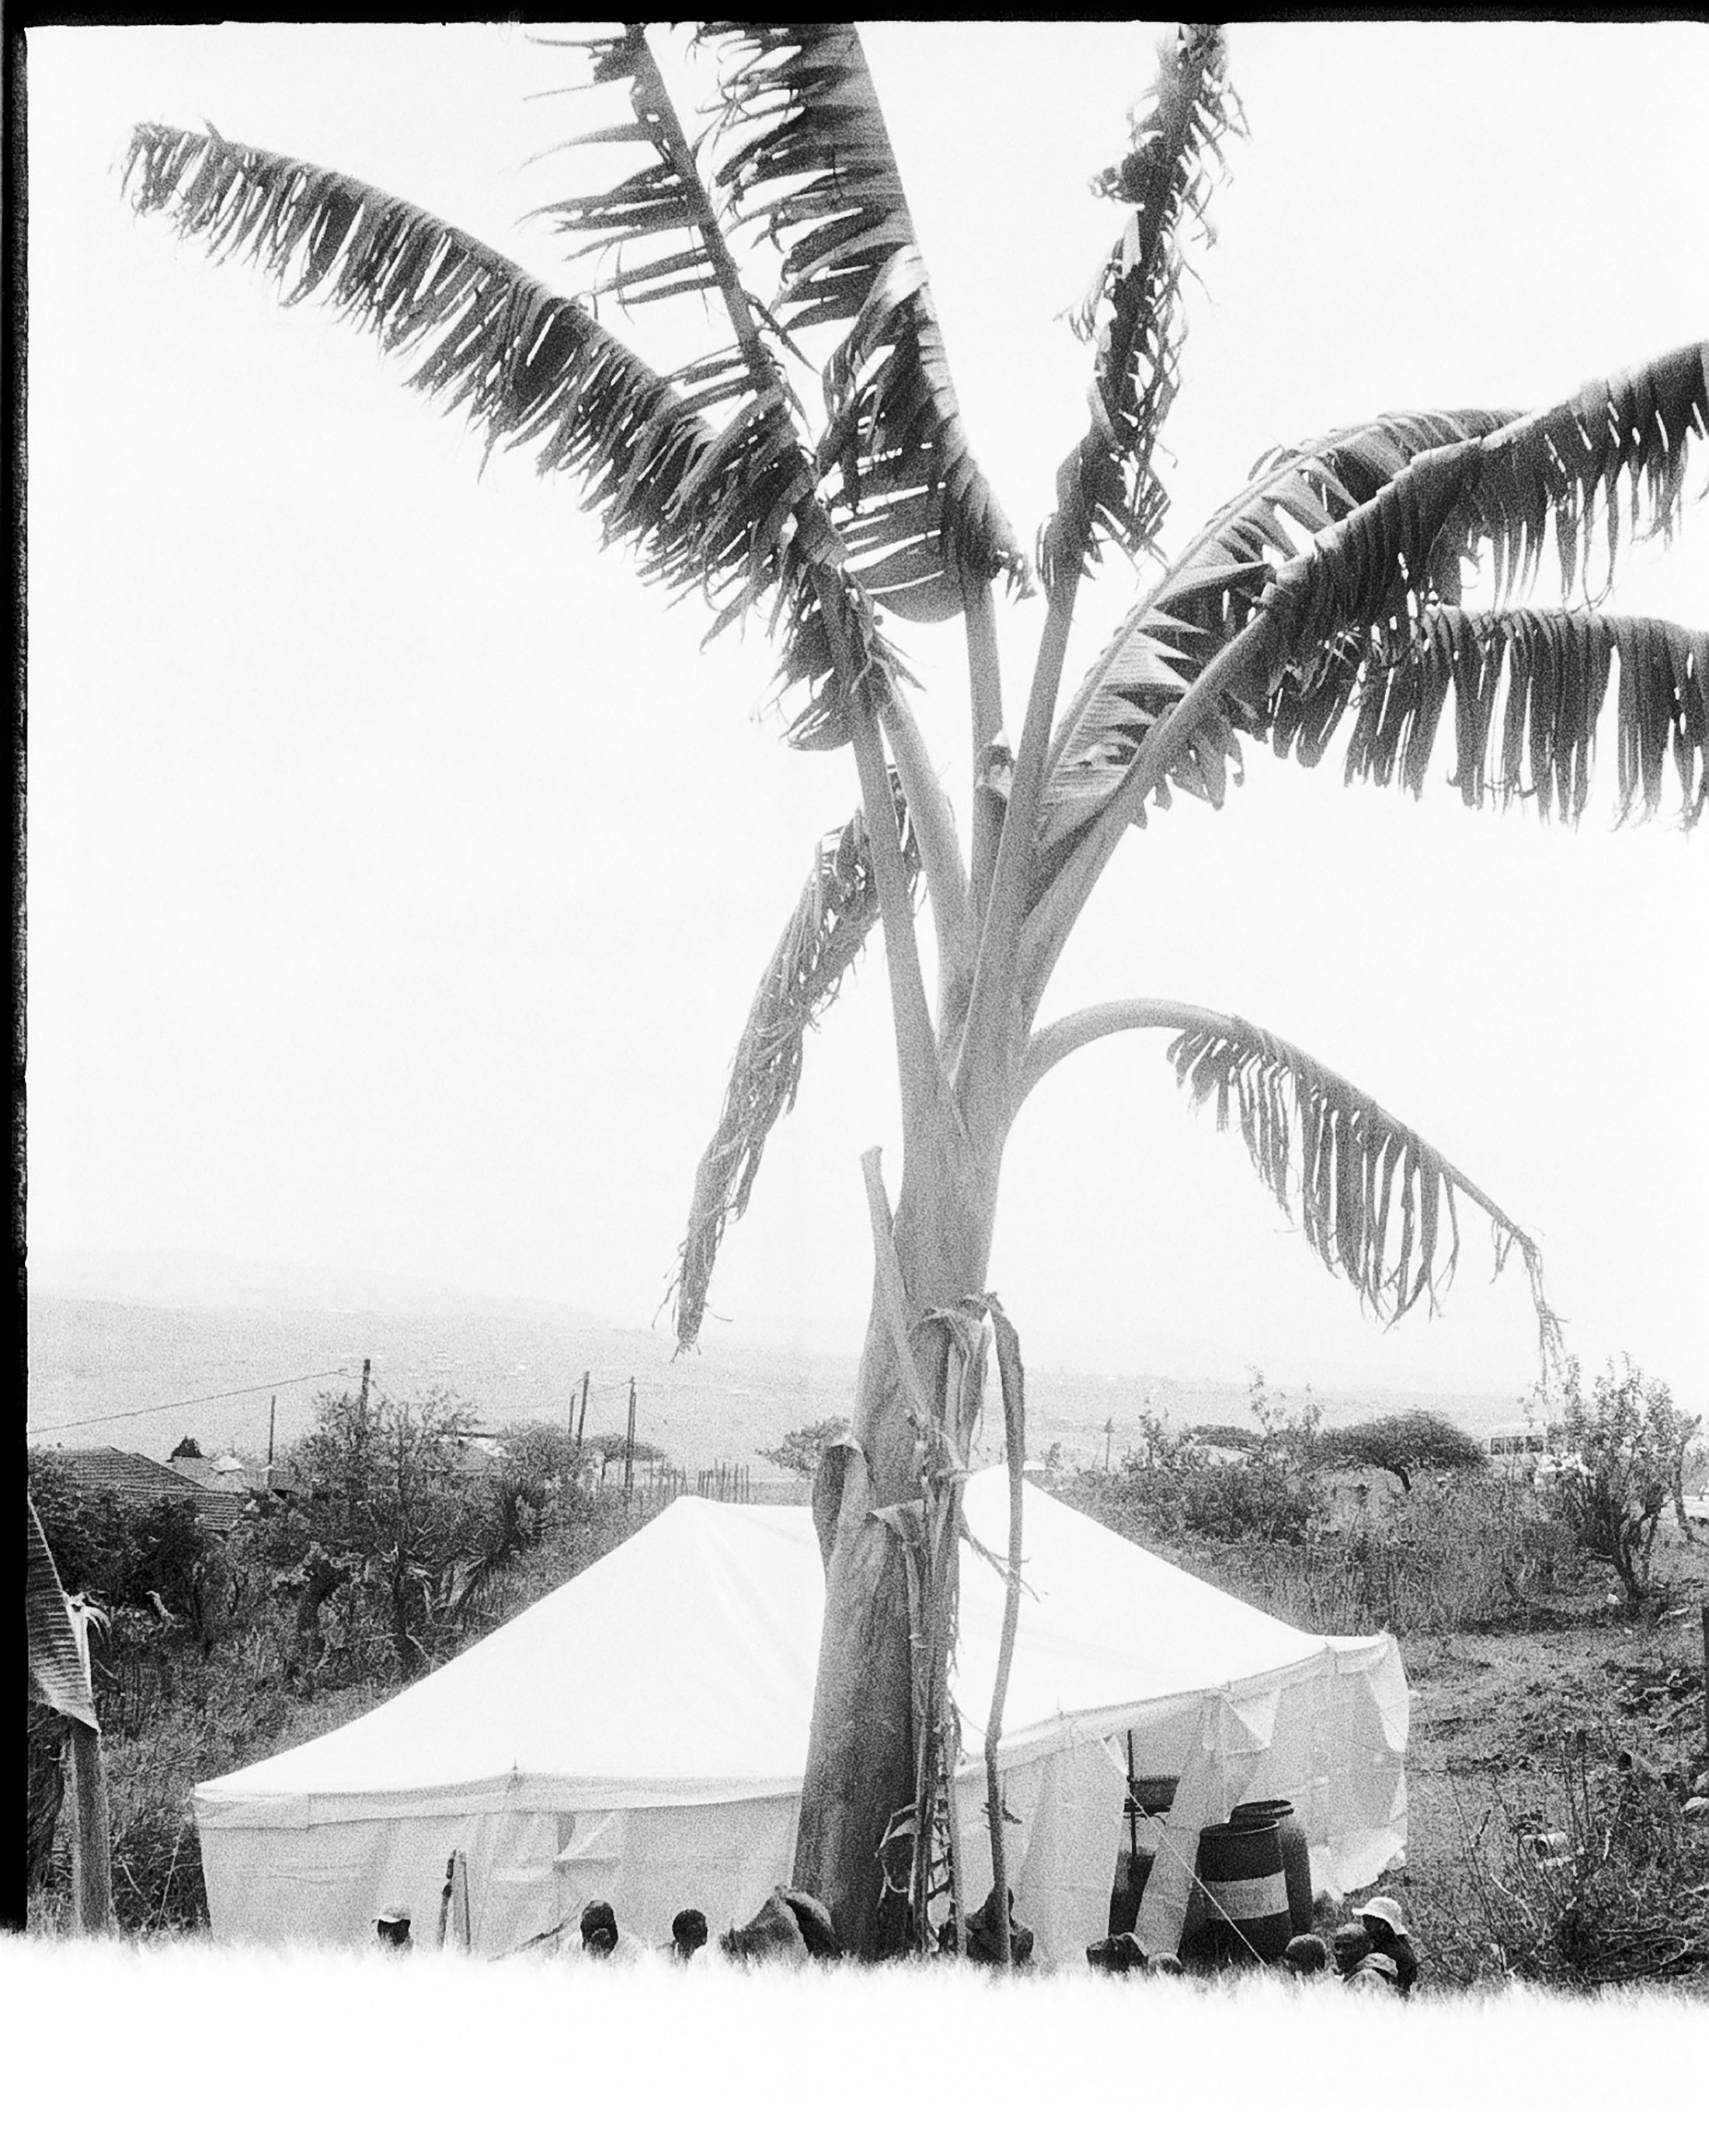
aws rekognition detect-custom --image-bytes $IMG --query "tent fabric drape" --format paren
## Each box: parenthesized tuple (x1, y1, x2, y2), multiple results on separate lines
(194, 1470, 1408, 1965)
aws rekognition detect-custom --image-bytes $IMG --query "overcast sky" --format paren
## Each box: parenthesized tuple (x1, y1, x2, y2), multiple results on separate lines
(26, 22, 1709, 1405)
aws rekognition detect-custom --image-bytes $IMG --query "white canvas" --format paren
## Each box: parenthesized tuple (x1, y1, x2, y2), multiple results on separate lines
(195, 1469, 1408, 1963)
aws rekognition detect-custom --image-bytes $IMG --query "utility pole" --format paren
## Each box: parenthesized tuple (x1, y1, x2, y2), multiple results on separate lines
(357, 1357, 372, 1433)
(577, 1370, 591, 1447)
(624, 1379, 636, 1505)
(267, 1394, 277, 1469)
(1104, 1417, 1114, 1473)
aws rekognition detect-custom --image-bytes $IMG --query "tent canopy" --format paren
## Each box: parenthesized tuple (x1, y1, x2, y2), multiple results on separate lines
(196, 1468, 1407, 1959)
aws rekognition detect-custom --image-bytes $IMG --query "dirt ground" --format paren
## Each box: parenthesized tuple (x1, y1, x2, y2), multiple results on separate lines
(1385, 1520, 1709, 1989)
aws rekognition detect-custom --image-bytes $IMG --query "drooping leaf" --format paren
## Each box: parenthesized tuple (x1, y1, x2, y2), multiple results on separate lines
(1267, 344, 1709, 667)
(1159, 1013, 1558, 1350)
(1260, 606, 1707, 827)
(27, 1498, 100, 1731)
(1039, 349, 1707, 855)
(706, 22, 1028, 617)
(1039, 21, 1240, 594)
(123, 123, 813, 645)
(674, 775, 922, 1348)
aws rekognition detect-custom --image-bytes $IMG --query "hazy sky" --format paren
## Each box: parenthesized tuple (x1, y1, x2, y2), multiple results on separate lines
(26, 22, 1709, 1404)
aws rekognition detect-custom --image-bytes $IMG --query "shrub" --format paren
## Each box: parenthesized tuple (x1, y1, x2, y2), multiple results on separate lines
(1430, 1733, 1709, 1988)
(757, 1416, 851, 1482)
(1064, 1395, 1328, 1549)
(26, 1452, 221, 1639)
(1062, 1448, 1578, 1638)
(1541, 1357, 1702, 1614)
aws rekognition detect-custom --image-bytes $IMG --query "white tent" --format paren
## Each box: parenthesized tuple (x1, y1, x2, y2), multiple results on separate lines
(194, 1468, 1408, 1967)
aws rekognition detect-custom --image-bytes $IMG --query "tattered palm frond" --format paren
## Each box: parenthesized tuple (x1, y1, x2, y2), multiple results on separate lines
(1040, 347, 1707, 853)
(1039, 20, 1238, 594)
(124, 124, 811, 632)
(1264, 606, 1707, 827)
(674, 777, 922, 1347)
(28, 1497, 100, 1731)
(1039, 406, 1523, 849)
(1164, 1012, 1557, 1350)
(1268, 344, 1709, 665)
(529, 25, 789, 419)
(705, 21, 1027, 619)
(767, 544, 931, 751)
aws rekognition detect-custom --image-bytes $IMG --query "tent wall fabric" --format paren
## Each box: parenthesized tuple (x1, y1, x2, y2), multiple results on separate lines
(194, 1469, 1408, 1966)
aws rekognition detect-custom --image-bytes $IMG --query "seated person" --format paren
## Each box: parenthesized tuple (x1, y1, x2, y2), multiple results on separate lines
(576, 1898, 647, 1962)
(1331, 1920, 1374, 1979)
(374, 1901, 413, 1955)
(1283, 1932, 1328, 1976)
(1351, 1895, 1417, 1996)
(945, 1884, 1034, 1967)
(1086, 1931, 1149, 1976)
(1345, 1951, 1401, 1993)
(669, 1907, 709, 1962)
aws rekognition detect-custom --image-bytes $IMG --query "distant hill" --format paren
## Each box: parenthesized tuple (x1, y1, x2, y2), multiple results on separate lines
(26, 1266, 1530, 1475)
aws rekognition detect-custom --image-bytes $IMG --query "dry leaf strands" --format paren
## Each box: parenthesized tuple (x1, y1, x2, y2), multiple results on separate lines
(705, 22, 1027, 615)
(1018, 996, 1554, 1350)
(671, 785, 920, 1350)
(1040, 20, 1238, 595)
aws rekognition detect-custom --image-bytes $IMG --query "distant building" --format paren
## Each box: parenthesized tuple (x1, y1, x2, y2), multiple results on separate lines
(42, 1444, 270, 1530)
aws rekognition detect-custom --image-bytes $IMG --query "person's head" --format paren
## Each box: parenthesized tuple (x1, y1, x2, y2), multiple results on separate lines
(1331, 1920, 1371, 1975)
(580, 1900, 618, 1956)
(671, 1908, 708, 1959)
(1283, 1933, 1328, 1976)
(1086, 1931, 1147, 1976)
(1347, 1952, 1400, 1991)
(1148, 1953, 1185, 1978)
(1352, 1895, 1408, 1950)
(375, 1902, 412, 1952)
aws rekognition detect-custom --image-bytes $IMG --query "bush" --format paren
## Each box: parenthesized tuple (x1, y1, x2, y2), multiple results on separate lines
(27, 1452, 221, 1640)
(1060, 1443, 1579, 1638)
(1541, 1357, 1702, 1614)
(1430, 1733, 1709, 1988)
(757, 1416, 851, 1482)
(1064, 1391, 1328, 1550)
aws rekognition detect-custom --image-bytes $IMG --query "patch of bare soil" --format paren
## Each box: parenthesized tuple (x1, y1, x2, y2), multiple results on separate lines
(1390, 1527, 1709, 1991)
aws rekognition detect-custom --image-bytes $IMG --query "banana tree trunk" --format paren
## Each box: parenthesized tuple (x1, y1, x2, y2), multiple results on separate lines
(792, 1095, 1008, 1958)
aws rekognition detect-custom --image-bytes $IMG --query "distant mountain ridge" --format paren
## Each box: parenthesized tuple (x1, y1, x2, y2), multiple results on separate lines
(29, 1248, 615, 1330)
(27, 1250, 1530, 1475)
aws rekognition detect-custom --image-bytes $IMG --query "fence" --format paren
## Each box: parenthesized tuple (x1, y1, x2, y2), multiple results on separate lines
(693, 1465, 809, 1506)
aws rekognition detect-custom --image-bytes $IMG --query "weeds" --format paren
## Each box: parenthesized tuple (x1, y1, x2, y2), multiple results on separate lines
(1431, 1733, 1709, 1988)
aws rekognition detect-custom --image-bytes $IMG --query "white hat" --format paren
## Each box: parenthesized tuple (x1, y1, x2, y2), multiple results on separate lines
(1352, 1894, 1408, 1937)
(376, 1902, 412, 1926)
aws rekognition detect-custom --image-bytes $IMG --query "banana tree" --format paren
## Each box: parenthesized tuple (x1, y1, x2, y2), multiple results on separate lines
(124, 23, 1705, 1957)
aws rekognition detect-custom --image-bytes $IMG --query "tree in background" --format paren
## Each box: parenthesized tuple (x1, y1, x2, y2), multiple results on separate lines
(127, 23, 1706, 1953)
(1307, 1410, 1487, 1494)
(286, 1385, 476, 1678)
(1541, 1357, 1701, 1614)
(758, 1416, 851, 1482)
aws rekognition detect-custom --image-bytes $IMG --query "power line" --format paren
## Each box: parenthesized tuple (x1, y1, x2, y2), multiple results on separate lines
(26, 1366, 357, 1437)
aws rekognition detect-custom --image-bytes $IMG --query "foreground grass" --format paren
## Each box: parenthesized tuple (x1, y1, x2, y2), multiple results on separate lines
(4, 1935, 1702, 2145)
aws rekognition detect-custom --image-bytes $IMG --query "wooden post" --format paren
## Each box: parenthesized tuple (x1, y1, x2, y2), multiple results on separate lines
(358, 1357, 372, 1433)
(267, 1395, 277, 1468)
(67, 1720, 115, 1935)
(624, 1380, 636, 1503)
(1104, 1417, 1113, 1473)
